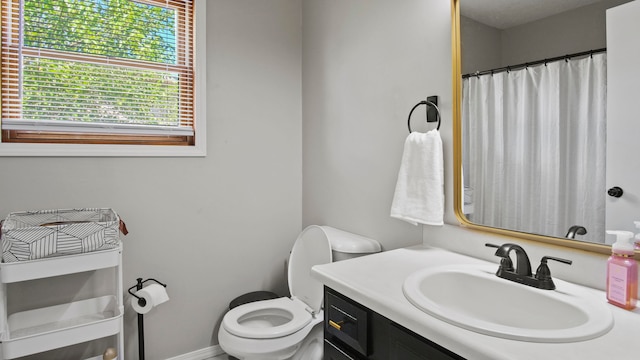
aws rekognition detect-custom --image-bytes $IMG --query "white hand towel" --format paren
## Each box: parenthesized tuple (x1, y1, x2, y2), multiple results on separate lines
(390, 130, 444, 226)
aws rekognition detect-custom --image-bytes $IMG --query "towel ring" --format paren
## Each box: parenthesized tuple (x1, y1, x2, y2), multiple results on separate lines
(407, 99, 441, 133)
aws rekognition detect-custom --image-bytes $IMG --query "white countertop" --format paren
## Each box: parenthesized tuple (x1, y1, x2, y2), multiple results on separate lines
(311, 245, 640, 360)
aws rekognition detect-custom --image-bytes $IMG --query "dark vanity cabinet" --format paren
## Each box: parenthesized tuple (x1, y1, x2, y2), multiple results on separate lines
(324, 287, 466, 360)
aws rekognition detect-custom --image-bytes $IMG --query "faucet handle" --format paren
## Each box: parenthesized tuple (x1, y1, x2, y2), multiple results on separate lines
(534, 256, 572, 290)
(541, 256, 572, 266)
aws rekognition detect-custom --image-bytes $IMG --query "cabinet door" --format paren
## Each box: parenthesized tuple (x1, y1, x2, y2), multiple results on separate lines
(388, 323, 465, 360)
(324, 339, 364, 360)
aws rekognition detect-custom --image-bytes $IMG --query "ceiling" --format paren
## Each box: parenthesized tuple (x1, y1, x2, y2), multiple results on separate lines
(460, 0, 605, 29)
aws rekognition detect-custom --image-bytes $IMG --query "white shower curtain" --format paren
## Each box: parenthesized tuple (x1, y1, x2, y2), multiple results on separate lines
(462, 53, 607, 242)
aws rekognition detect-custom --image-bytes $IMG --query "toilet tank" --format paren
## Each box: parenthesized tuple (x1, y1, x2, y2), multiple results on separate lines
(320, 226, 382, 261)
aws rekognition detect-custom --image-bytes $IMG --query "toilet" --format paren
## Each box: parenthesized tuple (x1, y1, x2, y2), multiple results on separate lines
(218, 225, 381, 360)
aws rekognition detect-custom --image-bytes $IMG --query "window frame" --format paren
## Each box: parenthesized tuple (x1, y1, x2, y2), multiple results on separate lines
(0, 0, 206, 157)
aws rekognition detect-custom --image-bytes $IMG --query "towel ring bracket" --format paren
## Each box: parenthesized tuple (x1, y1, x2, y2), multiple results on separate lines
(408, 95, 441, 133)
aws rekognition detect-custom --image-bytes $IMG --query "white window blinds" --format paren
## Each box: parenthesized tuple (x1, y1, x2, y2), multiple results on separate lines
(1, 0, 195, 140)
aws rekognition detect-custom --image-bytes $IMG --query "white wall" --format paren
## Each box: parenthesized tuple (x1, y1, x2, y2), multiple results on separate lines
(460, 16, 501, 75)
(461, 0, 630, 74)
(302, 0, 452, 249)
(0, 0, 302, 358)
(501, 0, 629, 66)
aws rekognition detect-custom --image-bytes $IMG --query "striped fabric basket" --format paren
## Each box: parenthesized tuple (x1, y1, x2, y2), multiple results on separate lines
(1, 208, 120, 263)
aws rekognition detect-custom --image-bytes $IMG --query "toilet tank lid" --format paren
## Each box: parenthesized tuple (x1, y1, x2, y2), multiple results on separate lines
(321, 226, 382, 254)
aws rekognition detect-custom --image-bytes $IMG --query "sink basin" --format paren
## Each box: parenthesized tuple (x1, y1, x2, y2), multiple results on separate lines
(402, 264, 613, 342)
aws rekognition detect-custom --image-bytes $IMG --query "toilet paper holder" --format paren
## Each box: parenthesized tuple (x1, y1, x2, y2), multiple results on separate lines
(128, 277, 167, 307)
(128, 277, 167, 360)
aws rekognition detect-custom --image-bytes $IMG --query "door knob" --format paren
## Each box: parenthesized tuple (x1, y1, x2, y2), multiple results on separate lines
(608, 186, 624, 198)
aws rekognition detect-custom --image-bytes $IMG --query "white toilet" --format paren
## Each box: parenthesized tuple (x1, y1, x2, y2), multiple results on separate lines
(218, 225, 381, 360)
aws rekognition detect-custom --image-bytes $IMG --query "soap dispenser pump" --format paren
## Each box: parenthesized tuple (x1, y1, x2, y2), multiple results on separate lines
(634, 221, 640, 250)
(606, 230, 637, 310)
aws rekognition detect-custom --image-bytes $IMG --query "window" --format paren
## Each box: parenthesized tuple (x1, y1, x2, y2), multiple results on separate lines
(0, 0, 204, 154)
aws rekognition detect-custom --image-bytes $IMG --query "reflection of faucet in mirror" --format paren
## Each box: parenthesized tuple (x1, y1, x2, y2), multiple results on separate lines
(565, 225, 588, 239)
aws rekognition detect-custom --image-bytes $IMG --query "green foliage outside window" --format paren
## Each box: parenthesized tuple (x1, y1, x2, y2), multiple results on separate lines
(21, 0, 181, 126)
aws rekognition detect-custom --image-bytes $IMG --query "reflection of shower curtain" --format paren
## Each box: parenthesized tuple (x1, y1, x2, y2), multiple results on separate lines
(462, 53, 606, 242)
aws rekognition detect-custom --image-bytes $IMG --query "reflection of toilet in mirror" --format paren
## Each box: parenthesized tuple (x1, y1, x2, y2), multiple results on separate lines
(218, 225, 381, 360)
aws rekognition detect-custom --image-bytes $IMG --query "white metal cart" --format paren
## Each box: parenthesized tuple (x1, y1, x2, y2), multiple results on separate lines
(0, 245, 124, 359)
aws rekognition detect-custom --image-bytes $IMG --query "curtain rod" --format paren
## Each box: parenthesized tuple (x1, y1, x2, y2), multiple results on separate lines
(462, 48, 606, 79)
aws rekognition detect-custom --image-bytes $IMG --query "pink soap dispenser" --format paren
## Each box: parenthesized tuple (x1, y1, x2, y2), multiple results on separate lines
(606, 230, 638, 310)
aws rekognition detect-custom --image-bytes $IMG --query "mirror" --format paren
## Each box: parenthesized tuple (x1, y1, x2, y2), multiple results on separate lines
(451, 0, 639, 255)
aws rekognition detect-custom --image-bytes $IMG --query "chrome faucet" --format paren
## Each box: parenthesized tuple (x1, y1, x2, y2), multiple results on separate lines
(565, 225, 587, 239)
(485, 243, 572, 290)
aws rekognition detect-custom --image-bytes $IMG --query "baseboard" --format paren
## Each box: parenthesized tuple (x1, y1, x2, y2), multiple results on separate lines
(165, 345, 225, 360)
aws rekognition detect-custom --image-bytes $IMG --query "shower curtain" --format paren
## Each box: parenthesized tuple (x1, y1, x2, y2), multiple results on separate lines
(462, 53, 607, 242)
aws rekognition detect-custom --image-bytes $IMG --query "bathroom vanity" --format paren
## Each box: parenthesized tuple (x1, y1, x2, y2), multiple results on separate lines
(311, 246, 640, 360)
(324, 286, 464, 359)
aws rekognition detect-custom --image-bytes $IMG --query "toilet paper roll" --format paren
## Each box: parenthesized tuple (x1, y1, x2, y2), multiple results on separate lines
(131, 284, 170, 314)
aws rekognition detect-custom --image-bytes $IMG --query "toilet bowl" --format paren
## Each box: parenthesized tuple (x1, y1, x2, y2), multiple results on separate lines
(218, 225, 381, 360)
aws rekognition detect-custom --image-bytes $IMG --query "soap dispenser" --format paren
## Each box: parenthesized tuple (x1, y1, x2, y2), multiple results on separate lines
(634, 221, 640, 250)
(606, 230, 638, 310)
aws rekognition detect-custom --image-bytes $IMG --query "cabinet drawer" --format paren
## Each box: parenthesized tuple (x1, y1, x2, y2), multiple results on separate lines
(325, 288, 369, 356)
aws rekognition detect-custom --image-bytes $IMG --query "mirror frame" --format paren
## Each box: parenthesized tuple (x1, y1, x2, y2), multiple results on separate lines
(451, 0, 623, 257)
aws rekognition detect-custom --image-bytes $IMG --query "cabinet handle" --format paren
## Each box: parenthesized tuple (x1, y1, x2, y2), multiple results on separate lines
(329, 320, 344, 331)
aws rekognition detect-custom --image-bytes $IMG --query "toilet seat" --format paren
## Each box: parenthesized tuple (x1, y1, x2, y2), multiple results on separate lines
(222, 297, 313, 339)
(218, 311, 324, 359)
